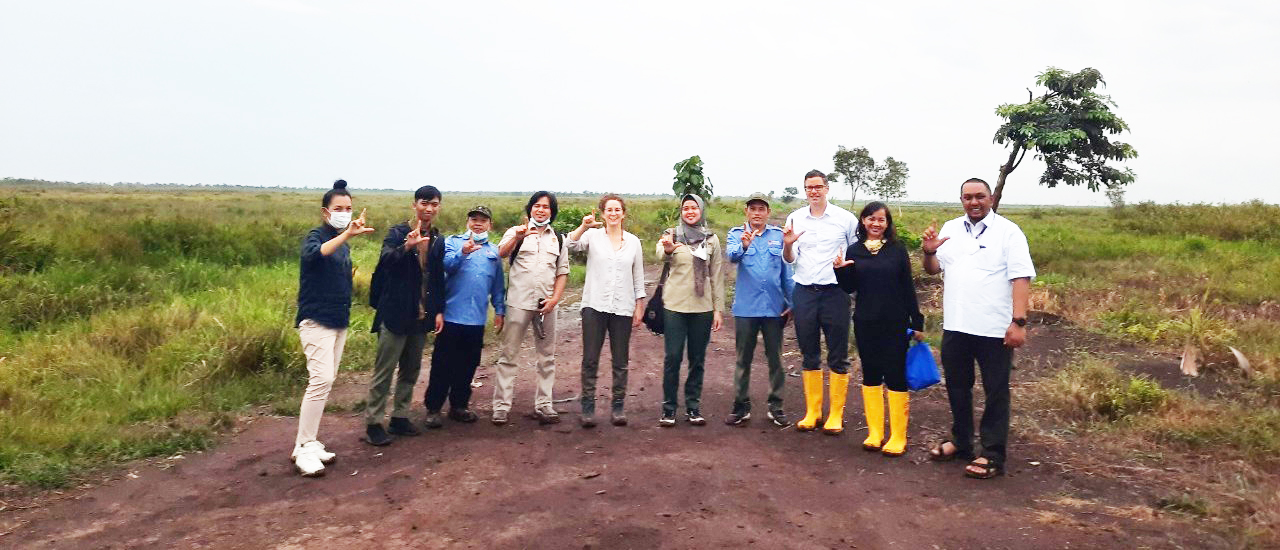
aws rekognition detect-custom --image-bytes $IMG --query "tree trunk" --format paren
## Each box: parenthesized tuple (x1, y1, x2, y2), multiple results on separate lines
(851, 185, 858, 210)
(992, 145, 1021, 212)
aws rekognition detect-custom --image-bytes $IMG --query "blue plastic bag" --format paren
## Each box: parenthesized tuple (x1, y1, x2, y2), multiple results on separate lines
(905, 333, 940, 391)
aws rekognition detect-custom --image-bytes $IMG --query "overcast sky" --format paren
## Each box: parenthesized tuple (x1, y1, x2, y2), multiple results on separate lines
(3, 1, 1277, 205)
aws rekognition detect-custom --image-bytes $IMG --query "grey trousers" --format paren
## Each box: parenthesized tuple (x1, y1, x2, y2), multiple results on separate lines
(363, 324, 427, 424)
(733, 316, 785, 412)
(580, 307, 633, 411)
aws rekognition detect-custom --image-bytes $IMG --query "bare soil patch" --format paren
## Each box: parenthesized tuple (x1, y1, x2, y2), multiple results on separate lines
(0, 281, 1230, 548)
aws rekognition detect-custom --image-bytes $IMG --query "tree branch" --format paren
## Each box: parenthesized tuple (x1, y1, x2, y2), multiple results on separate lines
(1010, 146, 1029, 172)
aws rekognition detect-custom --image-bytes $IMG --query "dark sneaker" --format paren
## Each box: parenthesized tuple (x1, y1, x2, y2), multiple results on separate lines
(611, 402, 628, 426)
(388, 417, 420, 437)
(687, 409, 707, 426)
(658, 413, 676, 427)
(448, 408, 478, 423)
(423, 411, 444, 429)
(533, 405, 561, 425)
(364, 424, 394, 446)
(580, 413, 597, 428)
(724, 407, 751, 426)
(767, 409, 790, 427)
(491, 409, 509, 425)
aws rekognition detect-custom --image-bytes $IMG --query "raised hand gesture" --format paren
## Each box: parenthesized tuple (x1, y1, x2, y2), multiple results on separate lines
(659, 232, 680, 255)
(782, 220, 804, 246)
(921, 219, 950, 254)
(512, 216, 531, 241)
(833, 250, 854, 269)
(403, 218, 428, 250)
(345, 208, 375, 237)
(462, 238, 481, 255)
(739, 222, 759, 249)
(581, 208, 603, 229)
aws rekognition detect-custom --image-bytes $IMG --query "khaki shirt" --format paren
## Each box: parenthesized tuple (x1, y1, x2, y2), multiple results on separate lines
(655, 231, 725, 314)
(499, 224, 570, 311)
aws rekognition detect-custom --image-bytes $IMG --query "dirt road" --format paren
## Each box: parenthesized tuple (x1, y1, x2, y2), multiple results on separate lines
(3, 294, 1221, 548)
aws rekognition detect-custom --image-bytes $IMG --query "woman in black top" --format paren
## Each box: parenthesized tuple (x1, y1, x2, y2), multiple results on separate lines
(834, 201, 924, 458)
(292, 180, 375, 476)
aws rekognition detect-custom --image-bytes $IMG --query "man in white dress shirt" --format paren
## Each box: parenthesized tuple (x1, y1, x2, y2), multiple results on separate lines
(921, 177, 1035, 479)
(782, 170, 859, 435)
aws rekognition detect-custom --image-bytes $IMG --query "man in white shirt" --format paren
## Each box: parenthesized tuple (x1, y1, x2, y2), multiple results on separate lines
(921, 178, 1035, 479)
(783, 170, 859, 435)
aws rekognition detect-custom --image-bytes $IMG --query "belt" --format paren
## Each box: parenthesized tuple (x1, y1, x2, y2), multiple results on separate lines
(797, 283, 840, 289)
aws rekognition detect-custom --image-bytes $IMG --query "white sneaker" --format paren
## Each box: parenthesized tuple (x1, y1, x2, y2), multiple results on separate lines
(291, 441, 336, 465)
(294, 450, 326, 477)
(305, 441, 336, 465)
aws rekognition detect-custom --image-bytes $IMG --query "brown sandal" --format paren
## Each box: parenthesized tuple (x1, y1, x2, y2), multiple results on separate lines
(963, 458, 1003, 479)
(928, 440, 964, 462)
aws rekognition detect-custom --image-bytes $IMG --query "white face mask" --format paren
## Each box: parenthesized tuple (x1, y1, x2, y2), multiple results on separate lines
(530, 217, 552, 227)
(466, 230, 489, 244)
(327, 210, 351, 230)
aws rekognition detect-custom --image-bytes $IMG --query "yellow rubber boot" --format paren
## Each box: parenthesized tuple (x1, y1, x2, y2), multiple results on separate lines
(822, 372, 850, 435)
(882, 390, 910, 457)
(861, 385, 885, 451)
(796, 370, 825, 431)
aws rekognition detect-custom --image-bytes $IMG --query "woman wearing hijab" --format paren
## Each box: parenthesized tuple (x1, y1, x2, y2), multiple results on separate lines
(292, 179, 375, 476)
(834, 201, 925, 457)
(655, 194, 725, 427)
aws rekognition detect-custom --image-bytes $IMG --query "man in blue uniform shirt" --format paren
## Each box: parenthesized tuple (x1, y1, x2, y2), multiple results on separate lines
(724, 193, 795, 426)
(423, 205, 506, 428)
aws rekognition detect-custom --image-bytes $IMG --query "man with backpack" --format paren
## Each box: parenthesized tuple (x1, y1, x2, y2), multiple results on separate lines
(363, 185, 445, 445)
(492, 191, 571, 425)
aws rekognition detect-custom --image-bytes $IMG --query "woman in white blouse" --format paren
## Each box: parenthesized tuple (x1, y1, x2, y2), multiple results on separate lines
(567, 194, 646, 428)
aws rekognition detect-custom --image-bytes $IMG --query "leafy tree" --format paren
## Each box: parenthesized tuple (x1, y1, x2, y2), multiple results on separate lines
(672, 155, 714, 199)
(780, 186, 798, 204)
(874, 157, 909, 201)
(830, 146, 910, 207)
(830, 146, 877, 207)
(993, 67, 1137, 210)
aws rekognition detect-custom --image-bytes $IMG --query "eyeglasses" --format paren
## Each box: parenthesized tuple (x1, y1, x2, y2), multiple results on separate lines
(804, 185, 826, 191)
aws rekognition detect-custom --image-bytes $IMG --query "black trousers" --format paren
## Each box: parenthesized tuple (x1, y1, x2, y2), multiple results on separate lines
(853, 319, 909, 392)
(425, 322, 485, 412)
(793, 284, 851, 374)
(941, 330, 1012, 465)
(580, 307, 632, 408)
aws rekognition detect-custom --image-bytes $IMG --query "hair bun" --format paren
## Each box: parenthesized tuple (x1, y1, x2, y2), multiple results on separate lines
(333, 179, 348, 190)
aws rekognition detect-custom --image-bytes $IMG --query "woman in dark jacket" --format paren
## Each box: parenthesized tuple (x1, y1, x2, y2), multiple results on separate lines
(834, 201, 925, 457)
(292, 179, 375, 476)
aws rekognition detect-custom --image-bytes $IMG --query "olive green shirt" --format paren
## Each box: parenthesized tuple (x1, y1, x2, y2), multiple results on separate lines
(655, 231, 725, 314)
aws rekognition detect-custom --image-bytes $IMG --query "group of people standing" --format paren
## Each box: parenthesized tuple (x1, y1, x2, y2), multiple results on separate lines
(290, 171, 1034, 483)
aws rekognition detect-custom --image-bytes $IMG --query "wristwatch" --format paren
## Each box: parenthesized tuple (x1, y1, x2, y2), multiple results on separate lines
(1012, 317, 1027, 327)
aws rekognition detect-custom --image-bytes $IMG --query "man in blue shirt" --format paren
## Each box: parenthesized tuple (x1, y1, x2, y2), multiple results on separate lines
(423, 206, 506, 428)
(724, 193, 795, 426)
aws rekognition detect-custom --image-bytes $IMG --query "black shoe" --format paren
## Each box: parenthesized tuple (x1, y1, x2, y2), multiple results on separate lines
(364, 424, 394, 446)
(658, 413, 676, 427)
(388, 416, 420, 436)
(580, 400, 596, 428)
(448, 408, 478, 423)
(724, 406, 751, 426)
(687, 409, 707, 426)
(423, 410, 444, 429)
(767, 409, 790, 427)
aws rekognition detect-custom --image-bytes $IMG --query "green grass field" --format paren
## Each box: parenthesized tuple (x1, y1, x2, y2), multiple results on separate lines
(2, 180, 1278, 497)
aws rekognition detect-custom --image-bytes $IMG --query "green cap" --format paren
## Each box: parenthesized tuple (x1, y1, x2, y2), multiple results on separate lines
(745, 192, 771, 207)
(467, 205, 492, 219)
